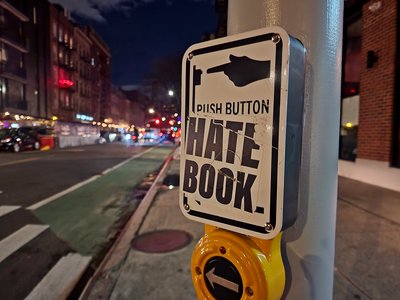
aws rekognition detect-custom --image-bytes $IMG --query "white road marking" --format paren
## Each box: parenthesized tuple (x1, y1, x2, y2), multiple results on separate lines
(101, 147, 154, 175)
(0, 158, 39, 167)
(27, 147, 155, 210)
(25, 253, 91, 300)
(27, 175, 101, 210)
(0, 205, 21, 217)
(0, 224, 48, 263)
(58, 148, 85, 152)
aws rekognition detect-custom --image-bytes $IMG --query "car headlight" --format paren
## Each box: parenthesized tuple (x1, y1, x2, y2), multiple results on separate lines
(1, 138, 11, 143)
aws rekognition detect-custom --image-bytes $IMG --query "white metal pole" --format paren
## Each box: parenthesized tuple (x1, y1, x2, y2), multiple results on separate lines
(227, 0, 343, 299)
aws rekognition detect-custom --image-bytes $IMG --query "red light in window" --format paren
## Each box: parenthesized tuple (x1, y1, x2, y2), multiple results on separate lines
(59, 79, 74, 88)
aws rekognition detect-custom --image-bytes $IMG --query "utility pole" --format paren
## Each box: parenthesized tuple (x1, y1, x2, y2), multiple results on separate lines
(227, 1, 343, 299)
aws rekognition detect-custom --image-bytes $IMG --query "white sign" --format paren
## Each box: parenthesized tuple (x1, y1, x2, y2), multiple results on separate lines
(180, 27, 305, 239)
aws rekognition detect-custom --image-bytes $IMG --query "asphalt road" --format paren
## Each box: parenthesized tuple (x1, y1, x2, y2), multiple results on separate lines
(0, 142, 175, 300)
(0, 143, 146, 207)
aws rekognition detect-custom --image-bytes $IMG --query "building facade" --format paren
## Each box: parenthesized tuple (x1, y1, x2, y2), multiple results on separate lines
(83, 26, 111, 124)
(211, 0, 400, 191)
(339, 0, 400, 191)
(0, 0, 30, 116)
(74, 25, 98, 123)
(49, 3, 76, 121)
(0, 0, 121, 148)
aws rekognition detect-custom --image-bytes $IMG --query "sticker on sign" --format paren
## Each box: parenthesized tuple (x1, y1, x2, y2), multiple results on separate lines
(179, 26, 305, 239)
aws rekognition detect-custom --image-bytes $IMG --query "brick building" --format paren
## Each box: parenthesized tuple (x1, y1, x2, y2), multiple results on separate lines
(83, 26, 111, 124)
(0, 0, 123, 148)
(213, 0, 400, 191)
(49, 4, 76, 121)
(338, 0, 400, 191)
(74, 25, 98, 122)
(109, 87, 146, 126)
(0, 1, 30, 115)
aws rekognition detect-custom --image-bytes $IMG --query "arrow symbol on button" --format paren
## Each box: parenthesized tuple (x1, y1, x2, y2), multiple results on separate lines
(206, 267, 239, 293)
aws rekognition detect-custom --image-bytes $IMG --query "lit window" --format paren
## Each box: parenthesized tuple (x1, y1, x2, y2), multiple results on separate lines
(5, 79, 26, 109)
(52, 44, 57, 60)
(53, 22, 57, 38)
(0, 43, 7, 63)
(0, 78, 6, 95)
(66, 93, 70, 107)
(19, 53, 24, 69)
(33, 7, 37, 24)
(0, 8, 6, 26)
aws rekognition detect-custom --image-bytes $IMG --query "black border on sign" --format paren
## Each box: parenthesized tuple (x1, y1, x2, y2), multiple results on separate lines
(183, 33, 282, 235)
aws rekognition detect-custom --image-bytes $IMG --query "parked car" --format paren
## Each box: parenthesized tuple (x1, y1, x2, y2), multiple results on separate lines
(0, 127, 40, 153)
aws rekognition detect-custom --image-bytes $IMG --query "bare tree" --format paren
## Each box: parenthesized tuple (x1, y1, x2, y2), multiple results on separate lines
(141, 54, 182, 116)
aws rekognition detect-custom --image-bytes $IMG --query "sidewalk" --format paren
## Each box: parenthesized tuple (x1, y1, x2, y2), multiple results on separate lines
(83, 151, 400, 300)
(334, 177, 400, 300)
(84, 148, 203, 300)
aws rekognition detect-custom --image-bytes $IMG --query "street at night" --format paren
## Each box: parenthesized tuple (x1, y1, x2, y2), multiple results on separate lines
(0, 143, 175, 299)
(1, 0, 400, 299)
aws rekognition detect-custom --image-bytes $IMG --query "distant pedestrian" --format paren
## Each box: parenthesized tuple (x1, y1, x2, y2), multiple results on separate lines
(133, 127, 139, 143)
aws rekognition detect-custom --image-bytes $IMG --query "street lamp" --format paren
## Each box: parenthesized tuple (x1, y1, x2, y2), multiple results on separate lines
(168, 90, 174, 97)
(148, 108, 155, 114)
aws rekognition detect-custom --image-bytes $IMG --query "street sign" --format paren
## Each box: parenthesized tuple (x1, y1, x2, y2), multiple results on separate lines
(180, 26, 305, 239)
(204, 257, 243, 300)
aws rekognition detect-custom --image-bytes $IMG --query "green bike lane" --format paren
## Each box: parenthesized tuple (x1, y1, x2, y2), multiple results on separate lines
(32, 145, 174, 260)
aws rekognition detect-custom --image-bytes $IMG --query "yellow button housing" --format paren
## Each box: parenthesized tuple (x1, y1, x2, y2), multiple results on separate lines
(191, 226, 285, 300)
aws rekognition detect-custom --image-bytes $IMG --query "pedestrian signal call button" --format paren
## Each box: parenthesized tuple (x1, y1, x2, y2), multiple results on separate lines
(204, 257, 243, 300)
(191, 228, 285, 300)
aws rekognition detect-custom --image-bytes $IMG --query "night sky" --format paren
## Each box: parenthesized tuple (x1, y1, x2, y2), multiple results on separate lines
(52, 0, 218, 86)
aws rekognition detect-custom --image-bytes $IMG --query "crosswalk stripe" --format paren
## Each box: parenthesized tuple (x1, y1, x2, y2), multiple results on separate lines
(25, 253, 91, 300)
(0, 205, 21, 217)
(0, 224, 48, 263)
